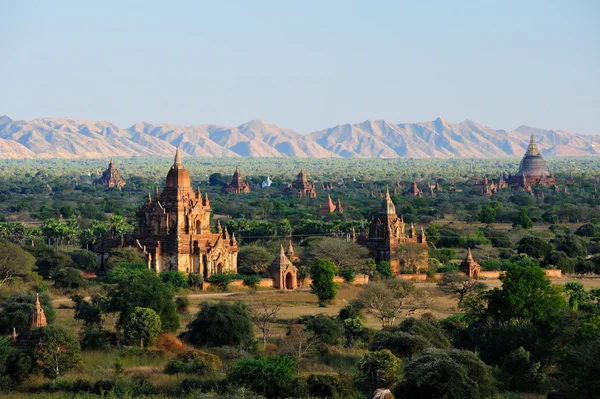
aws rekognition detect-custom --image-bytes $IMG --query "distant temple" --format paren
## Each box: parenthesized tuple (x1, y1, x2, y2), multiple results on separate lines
(267, 245, 298, 290)
(506, 135, 556, 187)
(404, 181, 423, 197)
(361, 187, 428, 274)
(94, 159, 126, 189)
(284, 169, 317, 198)
(222, 166, 250, 194)
(460, 248, 481, 279)
(99, 148, 239, 277)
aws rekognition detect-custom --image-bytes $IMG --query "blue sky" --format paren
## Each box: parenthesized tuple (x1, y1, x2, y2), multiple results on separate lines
(1, 0, 598, 133)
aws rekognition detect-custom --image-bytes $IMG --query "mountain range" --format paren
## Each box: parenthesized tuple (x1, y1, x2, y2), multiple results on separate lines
(0, 115, 598, 159)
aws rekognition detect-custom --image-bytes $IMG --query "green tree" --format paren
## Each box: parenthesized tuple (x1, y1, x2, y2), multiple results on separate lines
(71, 294, 102, 325)
(486, 265, 566, 324)
(0, 239, 36, 287)
(184, 302, 254, 347)
(160, 271, 187, 291)
(543, 251, 575, 273)
(123, 307, 162, 348)
(53, 267, 86, 290)
(517, 236, 553, 258)
(355, 280, 415, 327)
(396, 348, 496, 399)
(438, 272, 487, 306)
(304, 237, 369, 271)
(501, 347, 546, 393)
(103, 268, 179, 331)
(228, 355, 297, 398)
(356, 350, 401, 393)
(514, 208, 534, 229)
(371, 316, 451, 359)
(31, 325, 81, 379)
(376, 260, 393, 279)
(106, 247, 144, 270)
(478, 205, 497, 224)
(309, 259, 338, 306)
(237, 245, 275, 274)
(564, 282, 591, 311)
(425, 224, 440, 246)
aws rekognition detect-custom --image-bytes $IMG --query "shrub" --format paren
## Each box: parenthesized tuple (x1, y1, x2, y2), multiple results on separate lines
(53, 267, 86, 289)
(160, 271, 187, 290)
(228, 355, 297, 397)
(208, 273, 235, 292)
(69, 250, 98, 271)
(154, 333, 184, 353)
(338, 304, 364, 321)
(184, 302, 254, 347)
(304, 314, 344, 345)
(356, 350, 401, 393)
(339, 268, 356, 283)
(501, 347, 546, 393)
(306, 373, 349, 397)
(187, 272, 204, 290)
(164, 350, 221, 375)
(175, 296, 190, 314)
(395, 348, 495, 399)
(80, 324, 115, 350)
(243, 275, 261, 290)
(376, 261, 394, 279)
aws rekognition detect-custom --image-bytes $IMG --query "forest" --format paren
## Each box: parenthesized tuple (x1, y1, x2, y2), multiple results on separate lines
(0, 156, 599, 399)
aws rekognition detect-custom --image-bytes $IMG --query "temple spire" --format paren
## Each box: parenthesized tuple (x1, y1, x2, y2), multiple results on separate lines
(525, 134, 541, 156)
(174, 146, 183, 168)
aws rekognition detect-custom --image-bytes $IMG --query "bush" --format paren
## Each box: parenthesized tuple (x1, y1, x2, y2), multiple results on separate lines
(356, 350, 401, 393)
(304, 314, 344, 345)
(160, 271, 187, 290)
(164, 350, 222, 375)
(501, 347, 546, 393)
(187, 272, 204, 290)
(306, 373, 349, 397)
(376, 261, 394, 279)
(69, 250, 98, 271)
(339, 268, 356, 283)
(154, 333, 184, 353)
(184, 302, 254, 347)
(395, 348, 495, 399)
(80, 324, 115, 350)
(243, 275, 261, 290)
(208, 273, 235, 292)
(53, 267, 86, 289)
(228, 355, 297, 398)
(175, 296, 190, 314)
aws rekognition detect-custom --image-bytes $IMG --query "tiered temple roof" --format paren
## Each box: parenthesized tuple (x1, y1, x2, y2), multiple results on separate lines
(222, 166, 251, 194)
(94, 159, 126, 189)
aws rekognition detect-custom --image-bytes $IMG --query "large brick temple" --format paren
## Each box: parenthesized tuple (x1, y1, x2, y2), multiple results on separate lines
(132, 148, 238, 277)
(362, 187, 428, 274)
(506, 135, 556, 187)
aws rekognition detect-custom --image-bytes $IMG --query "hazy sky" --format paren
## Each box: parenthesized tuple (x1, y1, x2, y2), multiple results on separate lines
(1, 0, 598, 133)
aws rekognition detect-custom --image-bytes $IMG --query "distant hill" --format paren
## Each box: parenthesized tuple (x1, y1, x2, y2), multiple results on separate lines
(0, 115, 598, 159)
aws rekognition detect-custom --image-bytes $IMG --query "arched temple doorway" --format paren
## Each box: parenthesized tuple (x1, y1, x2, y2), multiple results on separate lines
(284, 272, 294, 290)
(217, 263, 224, 274)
